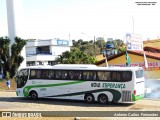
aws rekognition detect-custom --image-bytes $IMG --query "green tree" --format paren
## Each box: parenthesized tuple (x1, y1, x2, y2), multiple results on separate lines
(72, 39, 101, 56)
(95, 38, 106, 53)
(83, 44, 100, 56)
(56, 48, 97, 64)
(72, 38, 125, 58)
(115, 39, 126, 52)
(0, 36, 26, 78)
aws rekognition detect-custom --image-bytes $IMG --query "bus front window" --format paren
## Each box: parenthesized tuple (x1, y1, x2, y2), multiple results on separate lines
(16, 69, 29, 88)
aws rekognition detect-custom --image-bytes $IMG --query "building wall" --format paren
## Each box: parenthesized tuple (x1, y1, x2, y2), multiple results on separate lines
(143, 40, 160, 48)
(51, 46, 70, 56)
(19, 47, 26, 69)
(99, 53, 160, 79)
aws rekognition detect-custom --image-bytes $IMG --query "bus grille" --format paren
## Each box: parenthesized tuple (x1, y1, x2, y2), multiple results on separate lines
(122, 91, 131, 102)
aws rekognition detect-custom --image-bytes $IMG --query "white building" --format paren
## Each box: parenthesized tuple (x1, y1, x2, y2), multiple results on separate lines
(25, 39, 72, 66)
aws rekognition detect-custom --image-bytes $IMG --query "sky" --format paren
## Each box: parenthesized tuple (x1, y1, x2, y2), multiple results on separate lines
(0, 0, 160, 41)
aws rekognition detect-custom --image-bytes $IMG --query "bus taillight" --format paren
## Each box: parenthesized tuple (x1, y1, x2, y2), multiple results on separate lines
(134, 90, 136, 95)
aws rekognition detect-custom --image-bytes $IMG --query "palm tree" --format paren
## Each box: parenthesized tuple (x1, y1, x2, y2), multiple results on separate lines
(0, 36, 26, 78)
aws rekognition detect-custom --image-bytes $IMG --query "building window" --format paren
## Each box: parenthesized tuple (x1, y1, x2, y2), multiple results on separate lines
(27, 61, 35, 66)
(48, 61, 58, 66)
(37, 61, 43, 65)
(36, 46, 51, 54)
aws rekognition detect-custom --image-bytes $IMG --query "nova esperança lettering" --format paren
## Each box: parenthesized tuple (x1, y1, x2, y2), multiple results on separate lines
(91, 83, 126, 89)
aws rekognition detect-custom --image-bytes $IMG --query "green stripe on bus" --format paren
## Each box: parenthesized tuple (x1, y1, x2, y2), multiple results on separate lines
(46, 89, 121, 102)
(132, 94, 144, 101)
(23, 80, 86, 97)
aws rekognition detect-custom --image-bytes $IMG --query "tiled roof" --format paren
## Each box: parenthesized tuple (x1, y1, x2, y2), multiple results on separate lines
(144, 46, 160, 52)
(130, 50, 160, 58)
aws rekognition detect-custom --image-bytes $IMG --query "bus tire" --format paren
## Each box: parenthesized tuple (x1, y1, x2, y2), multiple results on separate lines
(29, 91, 38, 100)
(84, 93, 94, 104)
(98, 94, 108, 104)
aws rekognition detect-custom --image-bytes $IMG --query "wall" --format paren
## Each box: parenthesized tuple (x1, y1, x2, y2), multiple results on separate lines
(51, 46, 70, 56)
(143, 40, 160, 48)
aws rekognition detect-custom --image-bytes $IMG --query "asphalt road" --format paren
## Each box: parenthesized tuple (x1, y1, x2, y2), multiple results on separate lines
(0, 91, 160, 111)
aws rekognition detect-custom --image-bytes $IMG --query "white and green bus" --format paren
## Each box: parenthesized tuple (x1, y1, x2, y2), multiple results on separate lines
(15, 64, 145, 104)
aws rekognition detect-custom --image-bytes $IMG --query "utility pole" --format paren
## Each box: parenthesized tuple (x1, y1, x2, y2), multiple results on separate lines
(6, 0, 16, 57)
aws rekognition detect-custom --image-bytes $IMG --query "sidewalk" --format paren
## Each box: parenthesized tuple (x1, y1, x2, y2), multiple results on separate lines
(0, 90, 16, 92)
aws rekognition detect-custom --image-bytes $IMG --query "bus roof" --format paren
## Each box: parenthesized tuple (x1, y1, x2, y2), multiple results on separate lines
(20, 64, 143, 71)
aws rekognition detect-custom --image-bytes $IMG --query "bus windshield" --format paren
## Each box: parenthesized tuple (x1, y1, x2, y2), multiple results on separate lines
(16, 69, 29, 88)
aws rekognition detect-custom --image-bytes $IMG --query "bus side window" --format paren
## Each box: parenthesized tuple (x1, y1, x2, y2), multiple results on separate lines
(107, 72, 111, 81)
(48, 70, 54, 79)
(97, 71, 105, 80)
(36, 70, 41, 79)
(69, 71, 74, 80)
(75, 71, 82, 80)
(41, 70, 49, 79)
(117, 72, 120, 81)
(78, 72, 82, 79)
(112, 72, 117, 81)
(97, 71, 102, 80)
(89, 72, 96, 80)
(122, 71, 132, 81)
(122, 72, 127, 81)
(73, 72, 78, 79)
(82, 72, 87, 80)
(102, 72, 105, 80)
(82, 71, 96, 80)
(30, 70, 36, 79)
(55, 71, 61, 79)
(92, 72, 96, 80)
(126, 72, 131, 81)
(86, 73, 89, 80)
(62, 71, 68, 79)
(96, 73, 99, 80)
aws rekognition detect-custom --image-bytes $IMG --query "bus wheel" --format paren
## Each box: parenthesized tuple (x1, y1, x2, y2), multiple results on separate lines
(84, 93, 94, 104)
(98, 94, 108, 104)
(29, 91, 38, 100)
